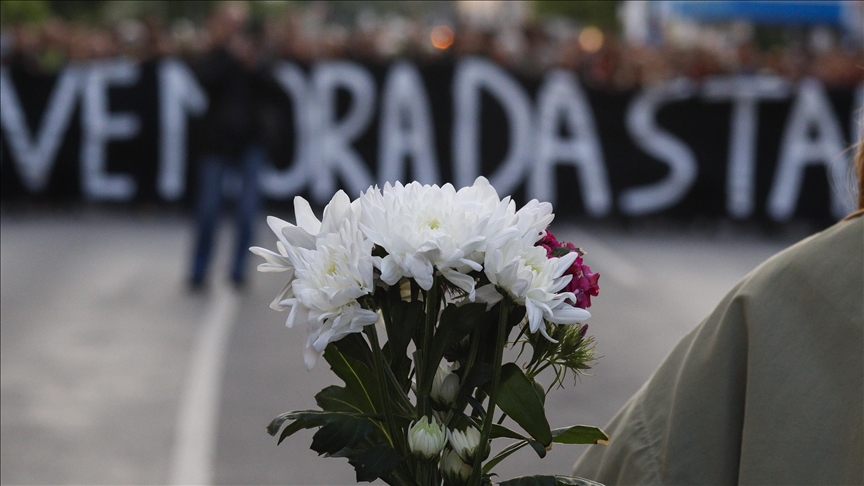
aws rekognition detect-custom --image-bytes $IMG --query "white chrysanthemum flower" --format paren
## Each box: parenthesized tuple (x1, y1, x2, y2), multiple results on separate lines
(440, 448, 472, 483)
(359, 181, 489, 299)
(452, 177, 518, 252)
(251, 191, 378, 370)
(453, 177, 556, 262)
(447, 426, 482, 463)
(250, 195, 344, 310)
(408, 416, 447, 459)
(477, 236, 590, 341)
(430, 361, 460, 406)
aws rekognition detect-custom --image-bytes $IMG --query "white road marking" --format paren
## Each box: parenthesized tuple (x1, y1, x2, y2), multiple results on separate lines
(169, 282, 240, 485)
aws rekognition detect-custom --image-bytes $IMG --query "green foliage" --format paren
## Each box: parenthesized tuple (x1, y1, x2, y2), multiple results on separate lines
(268, 277, 607, 486)
(552, 426, 609, 445)
(418, 302, 487, 397)
(323, 342, 383, 414)
(0, 0, 51, 25)
(311, 416, 377, 455)
(521, 323, 596, 392)
(344, 444, 402, 483)
(490, 424, 547, 459)
(381, 287, 423, 371)
(485, 363, 552, 446)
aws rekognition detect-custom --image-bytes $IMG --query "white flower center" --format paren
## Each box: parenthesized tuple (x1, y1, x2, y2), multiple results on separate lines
(325, 260, 337, 276)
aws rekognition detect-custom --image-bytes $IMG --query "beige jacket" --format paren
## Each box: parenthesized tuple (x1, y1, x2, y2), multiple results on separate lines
(573, 216, 864, 485)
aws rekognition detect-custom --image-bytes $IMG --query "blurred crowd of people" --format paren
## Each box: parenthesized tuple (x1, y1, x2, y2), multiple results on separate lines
(2, 2, 862, 90)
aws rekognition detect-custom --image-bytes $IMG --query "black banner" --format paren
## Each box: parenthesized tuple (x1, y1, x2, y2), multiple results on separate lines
(1, 57, 861, 222)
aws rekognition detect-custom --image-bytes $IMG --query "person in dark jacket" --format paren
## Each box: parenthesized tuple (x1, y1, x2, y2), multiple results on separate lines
(189, 3, 266, 288)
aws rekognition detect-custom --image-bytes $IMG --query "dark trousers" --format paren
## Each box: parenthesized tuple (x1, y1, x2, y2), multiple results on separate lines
(190, 145, 263, 284)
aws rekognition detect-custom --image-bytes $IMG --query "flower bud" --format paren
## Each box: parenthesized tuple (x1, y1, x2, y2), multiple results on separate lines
(408, 416, 446, 459)
(440, 447, 472, 484)
(447, 426, 482, 463)
(430, 362, 460, 406)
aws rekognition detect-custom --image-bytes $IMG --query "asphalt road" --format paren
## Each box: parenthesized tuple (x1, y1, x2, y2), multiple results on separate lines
(0, 212, 803, 485)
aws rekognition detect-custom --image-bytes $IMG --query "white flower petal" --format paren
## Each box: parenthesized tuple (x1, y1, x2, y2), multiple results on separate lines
(281, 226, 316, 249)
(293, 196, 321, 235)
(440, 268, 477, 301)
(474, 284, 503, 309)
(554, 251, 579, 275)
(269, 282, 293, 311)
(547, 306, 591, 324)
(250, 247, 293, 271)
(303, 346, 320, 371)
(321, 190, 352, 232)
(525, 298, 545, 333)
(380, 255, 402, 285)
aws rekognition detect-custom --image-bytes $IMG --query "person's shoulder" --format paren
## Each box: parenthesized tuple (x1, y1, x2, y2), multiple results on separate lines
(741, 216, 862, 291)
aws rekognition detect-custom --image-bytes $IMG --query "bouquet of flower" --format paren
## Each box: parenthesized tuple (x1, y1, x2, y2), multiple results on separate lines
(252, 177, 606, 486)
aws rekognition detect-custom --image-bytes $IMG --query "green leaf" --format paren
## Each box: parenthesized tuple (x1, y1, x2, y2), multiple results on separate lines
(348, 444, 401, 483)
(310, 417, 376, 455)
(333, 333, 375, 370)
(491, 424, 526, 441)
(462, 362, 493, 389)
(482, 440, 529, 474)
(323, 344, 383, 414)
(266, 410, 365, 445)
(316, 385, 364, 413)
(491, 424, 546, 459)
(385, 298, 424, 366)
(419, 303, 487, 395)
(487, 363, 552, 446)
(551, 425, 609, 445)
(499, 475, 604, 486)
(533, 379, 546, 405)
(375, 356, 415, 416)
(267, 411, 299, 436)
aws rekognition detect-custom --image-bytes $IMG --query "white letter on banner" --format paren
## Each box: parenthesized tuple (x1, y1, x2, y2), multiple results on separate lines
(768, 79, 847, 221)
(379, 61, 439, 185)
(620, 78, 698, 216)
(703, 75, 790, 219)
(309, 61, 375, 203)
(80, 60, 141, 200)
(452, 57, 532, 194)
(531, 70, 610, 216)
(261, 62, 310, 198)
(158, 58, 207, 201)
(0, 66, 81, 192)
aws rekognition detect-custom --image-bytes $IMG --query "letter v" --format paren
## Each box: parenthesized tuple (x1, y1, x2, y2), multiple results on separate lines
(0, 66, 81, 193)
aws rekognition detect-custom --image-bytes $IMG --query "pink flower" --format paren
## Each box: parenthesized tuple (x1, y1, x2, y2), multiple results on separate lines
(536, 231, 600, 309)
(536, 232, 561, 258)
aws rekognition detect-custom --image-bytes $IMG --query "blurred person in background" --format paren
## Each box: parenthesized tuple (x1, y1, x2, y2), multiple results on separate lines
(573, 134, 864, 484)
(188, 2, 266, 290)
(4, 24, 41, 74)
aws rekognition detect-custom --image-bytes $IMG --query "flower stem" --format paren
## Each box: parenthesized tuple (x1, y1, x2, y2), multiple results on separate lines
(418, 274, 439, 418)
(452, 326, 482, 421)
(468, 297, 511, 486)
(363, 326, 409, 472)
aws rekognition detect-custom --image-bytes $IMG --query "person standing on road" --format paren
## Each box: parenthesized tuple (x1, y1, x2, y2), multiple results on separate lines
(572, 138, 864, 484)
(189, 3, 266, 289)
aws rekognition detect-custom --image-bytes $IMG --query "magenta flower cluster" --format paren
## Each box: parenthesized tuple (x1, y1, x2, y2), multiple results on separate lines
(536, 231, 600, 309)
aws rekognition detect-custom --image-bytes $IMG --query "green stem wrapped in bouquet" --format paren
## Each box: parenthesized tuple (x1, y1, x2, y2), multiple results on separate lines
(253, 177, 606, 486)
